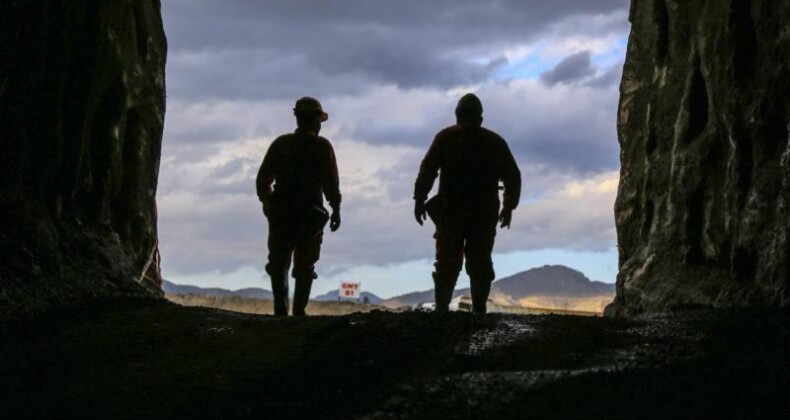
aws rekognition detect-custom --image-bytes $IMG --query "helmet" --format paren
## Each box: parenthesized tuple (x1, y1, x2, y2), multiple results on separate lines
(293, 97, 328, 122)
(455, 93, 483, 116)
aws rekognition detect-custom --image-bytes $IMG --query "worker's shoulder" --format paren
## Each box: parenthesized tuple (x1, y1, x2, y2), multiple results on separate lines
(436, 125, 504, 140)
(270, 133, 295, 146)
(478, 126, 506, 143)
(435, 125, 462, 140)
(315, 134, 334, 145)
(313, 135, 337, 153)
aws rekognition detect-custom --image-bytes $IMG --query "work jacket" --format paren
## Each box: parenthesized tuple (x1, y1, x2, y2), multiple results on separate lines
(256, 129, 341, 215)
(414, 124, 521, 216)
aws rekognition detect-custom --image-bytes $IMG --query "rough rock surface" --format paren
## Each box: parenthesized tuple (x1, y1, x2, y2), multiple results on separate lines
(607, 0, 790, 315)
(2, 306, 788, 418)
(0, 0, 167, 321)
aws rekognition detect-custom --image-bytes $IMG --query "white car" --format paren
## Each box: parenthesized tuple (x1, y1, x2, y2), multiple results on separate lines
(413, 302, 436, 312)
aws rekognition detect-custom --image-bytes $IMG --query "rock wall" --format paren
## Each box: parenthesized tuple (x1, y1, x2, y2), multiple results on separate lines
(0, 0, 167, 321)
(607, 0, 790, 315)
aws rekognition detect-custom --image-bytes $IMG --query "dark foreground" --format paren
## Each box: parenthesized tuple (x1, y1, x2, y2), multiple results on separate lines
(1, 301, 788, 419)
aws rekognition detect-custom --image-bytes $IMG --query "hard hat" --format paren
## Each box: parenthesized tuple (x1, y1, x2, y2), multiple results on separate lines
(455, 93, 483, 116)
(293, 97, 328, 122)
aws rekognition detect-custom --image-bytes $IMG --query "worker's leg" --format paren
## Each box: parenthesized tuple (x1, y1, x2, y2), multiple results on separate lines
(433, 223, 464, 313)
(465, 220, 497, 314)
(266, 224, 294, 316)
(291, 231, 323, 316)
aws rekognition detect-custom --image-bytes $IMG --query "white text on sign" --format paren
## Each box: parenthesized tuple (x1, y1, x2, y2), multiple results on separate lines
(339, 282, 361, 298)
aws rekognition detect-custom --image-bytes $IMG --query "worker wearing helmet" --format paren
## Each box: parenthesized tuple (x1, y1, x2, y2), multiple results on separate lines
(256, 97, 341, 316)
(413, 93, 521, 314)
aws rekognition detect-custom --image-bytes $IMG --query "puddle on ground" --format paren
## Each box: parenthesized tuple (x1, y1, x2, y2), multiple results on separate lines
(205, 325, 234, 334)
(458, 318, 537, 355)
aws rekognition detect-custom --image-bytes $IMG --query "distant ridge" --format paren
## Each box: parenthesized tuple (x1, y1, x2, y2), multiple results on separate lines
(493, 265, 614, 297)
(163, 280, 273, 300)
(382, 265, 614, 310)
(164, 265, 614, 312)
(163, 280, 383, 303)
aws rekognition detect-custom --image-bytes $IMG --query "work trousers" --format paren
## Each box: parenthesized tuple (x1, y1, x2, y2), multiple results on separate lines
(265, 222, 323, 280)
(433, 216, 497, 287)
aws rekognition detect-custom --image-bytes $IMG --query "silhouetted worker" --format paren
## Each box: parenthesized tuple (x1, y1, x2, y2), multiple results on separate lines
(414, 93, 521, 314)
(256, 97, 341, 316)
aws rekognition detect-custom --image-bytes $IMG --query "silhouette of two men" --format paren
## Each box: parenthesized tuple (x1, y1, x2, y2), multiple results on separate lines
(256, 94, 521, 316)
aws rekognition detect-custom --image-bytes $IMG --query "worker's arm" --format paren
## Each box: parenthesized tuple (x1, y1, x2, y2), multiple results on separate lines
(321, 139, 342, 231)
(498, 139, 521, 228)
(413, 132, 443, 225)
(256, 138, 281, 215)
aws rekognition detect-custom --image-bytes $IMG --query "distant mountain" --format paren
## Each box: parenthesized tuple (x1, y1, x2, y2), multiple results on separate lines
(382, 265, 615, 311)
(163, 280, 273, 300)
(313, 290, 384, 304)
(493, 265, 614, 297)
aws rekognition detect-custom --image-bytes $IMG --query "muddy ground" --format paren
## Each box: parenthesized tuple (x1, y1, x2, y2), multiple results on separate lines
(1, 300, 788, 419)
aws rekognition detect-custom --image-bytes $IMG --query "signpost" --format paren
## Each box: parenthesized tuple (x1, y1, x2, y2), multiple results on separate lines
(339, 282, 361, 299)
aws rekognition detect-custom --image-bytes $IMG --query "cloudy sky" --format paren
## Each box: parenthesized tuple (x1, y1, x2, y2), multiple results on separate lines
(158, 0, 630, 298)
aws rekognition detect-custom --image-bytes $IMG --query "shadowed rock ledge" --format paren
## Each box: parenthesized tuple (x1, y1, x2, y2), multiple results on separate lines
(0, 0, 167, 322)
(607, 0, 790, 316)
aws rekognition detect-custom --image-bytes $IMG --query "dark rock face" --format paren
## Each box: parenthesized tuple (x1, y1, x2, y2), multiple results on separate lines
(607, 0, 790, 315)
(0, 0, 167, 320)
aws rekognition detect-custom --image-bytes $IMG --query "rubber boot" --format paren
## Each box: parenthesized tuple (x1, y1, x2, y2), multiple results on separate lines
(433, 272, 456, 314)
(270, 269, 290, 317)
(292, 277, 313, 317)
(470, 279, 491, 314)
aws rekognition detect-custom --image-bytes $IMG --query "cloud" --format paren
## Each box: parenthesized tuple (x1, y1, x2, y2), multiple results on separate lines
(157, 77, 622, 275)
(469, 80, 621, 173)
(158, 134, 620, 275)
(156, 1, 630, 287)
(161, 0, 629, 100)
(158, 192, 266, 275)
(585, 62, 624, 88)
(540, 51, 595, 86)
(162, 78, 621, 179)
(497, 171, 619, 252)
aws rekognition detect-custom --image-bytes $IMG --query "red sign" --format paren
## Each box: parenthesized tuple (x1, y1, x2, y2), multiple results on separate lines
(339, 282, 361, 298)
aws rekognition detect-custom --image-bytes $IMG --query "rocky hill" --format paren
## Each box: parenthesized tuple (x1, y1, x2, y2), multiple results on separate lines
(493, 265, 613, 297)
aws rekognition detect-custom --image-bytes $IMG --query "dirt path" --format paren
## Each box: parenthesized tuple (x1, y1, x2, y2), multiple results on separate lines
(1, 301, 788, 419)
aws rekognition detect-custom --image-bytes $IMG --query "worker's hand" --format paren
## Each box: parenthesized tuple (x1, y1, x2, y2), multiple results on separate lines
(499, 208, 513, 229)
(414, 200, 427, 226)
(330, 210, 341, 232)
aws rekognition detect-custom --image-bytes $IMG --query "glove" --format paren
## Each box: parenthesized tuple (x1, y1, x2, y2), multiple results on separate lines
(414, 200, 427, 226)
(499, 208, 513, 229)
(330, 210, 341, 232)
